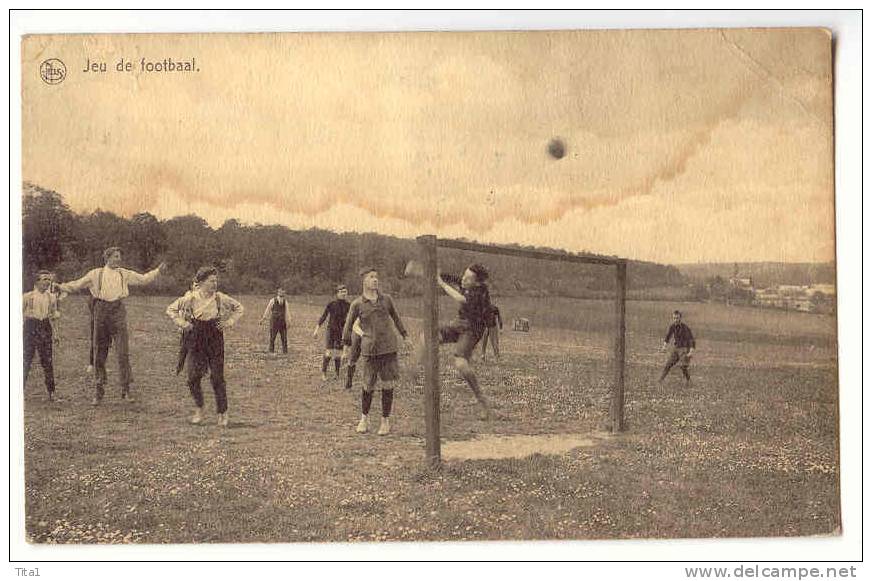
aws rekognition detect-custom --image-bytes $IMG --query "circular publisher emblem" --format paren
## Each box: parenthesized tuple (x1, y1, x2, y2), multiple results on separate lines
(39, 59, 66, 85)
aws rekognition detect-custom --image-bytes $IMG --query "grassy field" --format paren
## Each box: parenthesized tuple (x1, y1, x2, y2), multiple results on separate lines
(23, 294, 839, 543)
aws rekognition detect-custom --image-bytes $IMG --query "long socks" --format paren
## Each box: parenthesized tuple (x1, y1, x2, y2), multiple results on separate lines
(362, 390, 374, 415)
(361, 389, 394, 417)
(382, 389, 394, 417)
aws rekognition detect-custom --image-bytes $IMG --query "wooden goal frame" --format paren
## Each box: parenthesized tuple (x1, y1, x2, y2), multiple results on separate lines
(416, 235, 628, 468)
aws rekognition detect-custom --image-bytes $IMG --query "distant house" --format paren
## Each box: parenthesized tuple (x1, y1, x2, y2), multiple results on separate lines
(808, 283, 836, 296)
(808, 284, 837, 314)
(729, 276, 754, 290)
(753, 288, 781, 309)
(753, 284, 835, 314)
(726, 275, 755, 306)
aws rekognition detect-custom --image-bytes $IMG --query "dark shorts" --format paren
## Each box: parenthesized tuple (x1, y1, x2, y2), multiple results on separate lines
(362, 352, 399, 390)
(440, 321, 485, 360)
(325, 329, 343, 351)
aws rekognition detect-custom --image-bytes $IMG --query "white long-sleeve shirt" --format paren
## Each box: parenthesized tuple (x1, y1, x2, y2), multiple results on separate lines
(166, 290, 244, 328)
(59, 266, 161, 302)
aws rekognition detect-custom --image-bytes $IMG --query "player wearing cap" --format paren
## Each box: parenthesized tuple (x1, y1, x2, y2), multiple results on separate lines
(342, 268, 409, 436)
(23, 270, 63, 401)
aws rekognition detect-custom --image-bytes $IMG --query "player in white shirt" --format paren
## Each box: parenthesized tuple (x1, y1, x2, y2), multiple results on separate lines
(59, 247, 166, 404)
(167, 266, 244, 427)
(23, 270, 62, 401)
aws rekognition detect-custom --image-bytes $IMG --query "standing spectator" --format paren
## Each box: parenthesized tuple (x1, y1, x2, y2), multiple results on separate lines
(260, 287, 291, 354)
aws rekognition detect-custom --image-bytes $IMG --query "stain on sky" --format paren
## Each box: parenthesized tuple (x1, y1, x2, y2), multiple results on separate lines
(21, 29, 834, 262)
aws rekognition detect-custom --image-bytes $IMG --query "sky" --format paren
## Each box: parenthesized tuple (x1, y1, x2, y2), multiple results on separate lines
(21, 29, 834, 264)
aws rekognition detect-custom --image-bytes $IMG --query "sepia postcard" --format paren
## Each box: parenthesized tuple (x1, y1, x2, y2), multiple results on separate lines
(15, 20, 848, 560)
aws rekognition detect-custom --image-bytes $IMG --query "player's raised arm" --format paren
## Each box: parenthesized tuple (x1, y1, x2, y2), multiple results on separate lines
(124, 262, 166, 286)
(438, 273, 466, 303)
(57, 269, 97, 294)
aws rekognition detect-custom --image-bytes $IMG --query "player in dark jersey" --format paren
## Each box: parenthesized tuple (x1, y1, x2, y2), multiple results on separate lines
(481, 303, 502, 362)
(659, 310, 696, 385)
(313, 285, 351, 382)
(436, 264, 495, 419)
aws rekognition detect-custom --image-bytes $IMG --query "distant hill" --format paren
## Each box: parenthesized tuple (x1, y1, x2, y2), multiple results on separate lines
(675, 262, 836, 289)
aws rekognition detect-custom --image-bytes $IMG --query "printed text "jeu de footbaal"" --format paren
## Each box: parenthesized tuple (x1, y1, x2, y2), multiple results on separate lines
(82, 58, 199, 73)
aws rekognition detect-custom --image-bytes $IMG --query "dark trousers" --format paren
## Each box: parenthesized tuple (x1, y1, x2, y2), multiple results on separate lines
(93, 300, 132, 398)
(660, 347, 691, 381)
(88, 298, 95, 366)
(24, 319, 55, 394)
(481, 324, 501, 359)
(269, 318, 287, 353)
(188, 319, 228, 413)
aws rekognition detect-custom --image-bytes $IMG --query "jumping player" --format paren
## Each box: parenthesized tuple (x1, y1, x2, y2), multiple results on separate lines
(259, 287, 291, 354)
(342, 268, 409, 436)
(659, 310, 696, 385)
(167, 266, 244, 427)
(313, 285, 350, 382)
(434, 264, 495, 419)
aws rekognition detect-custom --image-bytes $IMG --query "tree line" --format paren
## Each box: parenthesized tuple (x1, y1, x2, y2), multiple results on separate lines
(22, 182, 688, 297)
